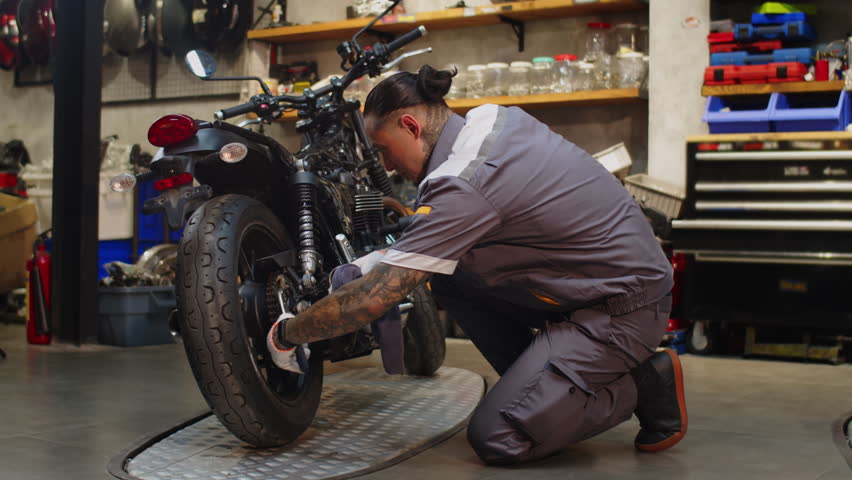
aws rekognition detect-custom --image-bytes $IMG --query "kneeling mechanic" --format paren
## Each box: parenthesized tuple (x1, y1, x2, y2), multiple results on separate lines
(267, 65, 687, 465)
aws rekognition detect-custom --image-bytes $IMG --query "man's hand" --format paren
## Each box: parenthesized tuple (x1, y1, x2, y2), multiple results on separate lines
(267, 311, 311, 374)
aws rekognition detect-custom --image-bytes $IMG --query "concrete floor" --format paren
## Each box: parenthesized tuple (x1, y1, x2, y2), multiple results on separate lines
(1, 322, 850, 480)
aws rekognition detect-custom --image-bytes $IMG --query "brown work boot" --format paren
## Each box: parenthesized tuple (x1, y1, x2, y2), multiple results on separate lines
(630, 349, 687, 452)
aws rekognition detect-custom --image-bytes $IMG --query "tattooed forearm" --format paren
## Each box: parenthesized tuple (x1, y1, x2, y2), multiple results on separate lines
(284, 263, 430, 344)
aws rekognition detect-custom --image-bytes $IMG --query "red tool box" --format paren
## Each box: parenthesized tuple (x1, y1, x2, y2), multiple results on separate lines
(707, 32, 735, 44)
(704, 62, 808, 85)
(709, 40, 783, 54)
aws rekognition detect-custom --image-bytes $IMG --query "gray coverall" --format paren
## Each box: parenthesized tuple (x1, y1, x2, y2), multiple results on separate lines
(380, 105, 674, 464)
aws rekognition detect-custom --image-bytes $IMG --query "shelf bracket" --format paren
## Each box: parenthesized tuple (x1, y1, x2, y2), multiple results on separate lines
(499, 15, 525, 52)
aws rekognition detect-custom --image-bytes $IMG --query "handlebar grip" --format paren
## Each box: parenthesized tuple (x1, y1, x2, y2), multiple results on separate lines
(216, 101, 256, 121)
(385, 26, 427, 54)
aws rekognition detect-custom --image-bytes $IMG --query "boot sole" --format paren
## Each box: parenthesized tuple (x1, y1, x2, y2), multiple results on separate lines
(635, 349, 688, 453)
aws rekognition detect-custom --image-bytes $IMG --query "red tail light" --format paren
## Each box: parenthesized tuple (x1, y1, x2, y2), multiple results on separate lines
(154, 173, 193, 191)
(148, 114, 198, 147)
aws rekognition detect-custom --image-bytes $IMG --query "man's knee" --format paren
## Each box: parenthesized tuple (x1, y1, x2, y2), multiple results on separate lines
(466, 405, 534, 465)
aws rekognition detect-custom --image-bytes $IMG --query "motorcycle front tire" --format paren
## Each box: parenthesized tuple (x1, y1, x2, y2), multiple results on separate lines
(176, 194, 323, 447)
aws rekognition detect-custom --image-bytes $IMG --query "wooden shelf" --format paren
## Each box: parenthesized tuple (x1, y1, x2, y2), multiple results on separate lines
(248, 0, 647, 45)
(276, 88, 642, 122)
(701, 81, 846, 97)
(687, 131, 852, 143)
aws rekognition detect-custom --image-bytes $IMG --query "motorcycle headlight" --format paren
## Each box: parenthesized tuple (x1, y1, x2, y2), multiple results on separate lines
(219, 142, 248, 164)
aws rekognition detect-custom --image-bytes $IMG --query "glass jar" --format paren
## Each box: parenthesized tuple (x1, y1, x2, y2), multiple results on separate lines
(485, 62, 509, 97)
(530, 57, 555, 94)
(444, 63, 466, 99)
(594, 54, 615, 89)
(507, 61, 532, 96)
(553, 54, 578, 93)
(616, 51, 646, 88)
(584, 22, 612, 62)
(465, 64, 486, 98)
(575, 61, 595, 91)
(614, 23, 639, 54)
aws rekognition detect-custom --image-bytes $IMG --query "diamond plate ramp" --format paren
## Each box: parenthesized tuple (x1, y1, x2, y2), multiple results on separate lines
(109, 367, 485, 480)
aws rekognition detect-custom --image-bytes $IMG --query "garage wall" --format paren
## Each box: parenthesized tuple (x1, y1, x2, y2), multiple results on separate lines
(274, 0, 649, 171)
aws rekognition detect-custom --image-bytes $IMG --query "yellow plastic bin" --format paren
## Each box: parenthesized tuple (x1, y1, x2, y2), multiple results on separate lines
(0, 193, 36, 294)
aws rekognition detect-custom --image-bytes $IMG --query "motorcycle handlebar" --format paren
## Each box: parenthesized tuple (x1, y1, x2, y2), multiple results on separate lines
(215, 26, 426, 121)
(385, 26, 427, 55)
(215, 101, 258, 121)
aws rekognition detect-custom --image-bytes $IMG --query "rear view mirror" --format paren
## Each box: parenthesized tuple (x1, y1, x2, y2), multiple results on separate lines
(184, 50, 217, 79)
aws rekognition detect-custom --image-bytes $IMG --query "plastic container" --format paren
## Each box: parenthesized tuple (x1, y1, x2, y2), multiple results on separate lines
(703, 94, 777, 133)
(751, 12, 806, 24)
(772, 90, 851, 132)
(530, 57, 554, 94)
(97, 285, 176, 346)
(553, 54, 578, 93)
(507, 61, 532, 96)
(465, 64, 486, 98)
(484, 62, 509, 97)
(20, 170, 134, 240)
(623, 173, 686, 220)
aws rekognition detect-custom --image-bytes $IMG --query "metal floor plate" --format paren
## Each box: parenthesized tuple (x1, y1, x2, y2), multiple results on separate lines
(111, 367, 485, 480)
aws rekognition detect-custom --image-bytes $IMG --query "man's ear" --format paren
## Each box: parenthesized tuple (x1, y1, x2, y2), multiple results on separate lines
(398, 113, 422, 140)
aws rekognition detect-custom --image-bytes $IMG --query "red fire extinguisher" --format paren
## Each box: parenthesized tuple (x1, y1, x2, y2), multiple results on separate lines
(26, 231, 51, 345)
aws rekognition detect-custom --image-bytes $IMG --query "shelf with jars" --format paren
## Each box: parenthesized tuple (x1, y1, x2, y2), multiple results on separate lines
(248, 0, 647, 46)
(274, 88, 642, 122)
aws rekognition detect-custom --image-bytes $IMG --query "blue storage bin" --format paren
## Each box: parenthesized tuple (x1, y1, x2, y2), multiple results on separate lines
(734, 21, 814, 41)
(137, 180, 184, 243)
(99, 239, 133, 278)
(703, 94, 778, 133)
(751, 12, 806, 24)
(771, 90, 851, 132)
(97, 286, 176, 346)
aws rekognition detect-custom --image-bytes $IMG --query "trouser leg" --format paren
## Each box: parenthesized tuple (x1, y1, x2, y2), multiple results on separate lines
(466, 298, 671, 465)
(430, 273, 550, 375)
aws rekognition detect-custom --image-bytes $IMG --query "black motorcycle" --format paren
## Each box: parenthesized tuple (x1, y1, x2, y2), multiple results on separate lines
(111, 0, 445, 448)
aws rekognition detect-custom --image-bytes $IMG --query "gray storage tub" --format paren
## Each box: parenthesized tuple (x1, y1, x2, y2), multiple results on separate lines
(97, 286, 176, 346)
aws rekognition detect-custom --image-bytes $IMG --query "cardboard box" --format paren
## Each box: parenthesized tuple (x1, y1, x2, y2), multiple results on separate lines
(0, 193, 36, 294)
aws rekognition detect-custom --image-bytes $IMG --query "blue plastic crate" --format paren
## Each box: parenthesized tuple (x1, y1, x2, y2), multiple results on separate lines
(751, 12, 806, 24)
(772, 90, 851, 132)
(99, 239, 133, 278)
(703, 94, 778, 133)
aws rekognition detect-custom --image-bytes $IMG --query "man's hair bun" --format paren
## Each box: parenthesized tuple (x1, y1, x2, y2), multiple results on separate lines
(415, 64, 456, 102)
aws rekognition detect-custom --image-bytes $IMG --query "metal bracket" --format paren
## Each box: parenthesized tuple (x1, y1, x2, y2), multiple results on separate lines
(499, 15, 525, 52)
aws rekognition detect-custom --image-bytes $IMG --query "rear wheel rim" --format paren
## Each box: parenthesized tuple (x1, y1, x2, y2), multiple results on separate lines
(236, 222, 310, 403)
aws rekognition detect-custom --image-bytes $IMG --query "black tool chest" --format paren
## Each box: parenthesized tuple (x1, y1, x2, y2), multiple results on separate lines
(672, 132, 852, 330)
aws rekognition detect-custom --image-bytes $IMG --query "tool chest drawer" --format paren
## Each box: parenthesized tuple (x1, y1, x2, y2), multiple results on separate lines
(673, 133, 852, 258)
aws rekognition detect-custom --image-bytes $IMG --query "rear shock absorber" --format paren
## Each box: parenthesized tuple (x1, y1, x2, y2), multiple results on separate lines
(291, 171, 320, 289)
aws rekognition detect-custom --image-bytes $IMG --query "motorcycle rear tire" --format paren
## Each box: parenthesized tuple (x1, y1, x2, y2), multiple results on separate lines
(403, 284, 446, 376)
(177, 194, 323, 447)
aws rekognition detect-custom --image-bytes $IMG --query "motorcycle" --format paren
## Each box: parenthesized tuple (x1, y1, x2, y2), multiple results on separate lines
(111, 0, 445, 448)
